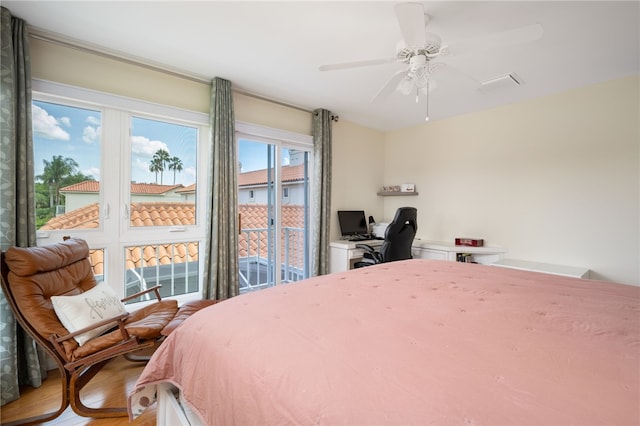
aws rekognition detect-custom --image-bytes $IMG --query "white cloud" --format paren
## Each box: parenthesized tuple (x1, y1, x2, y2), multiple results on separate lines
(86, 116, 100, 126)
(32, 104, 70, 141)
(132, 157, 156, 184)
(134, 157, 149, 172)
(83, 167, 100, 180)
(59, 117, 71, 127)
(82, 125, 101, 144)
(184, 166, 196, 179)
(131, 135, 170, 157)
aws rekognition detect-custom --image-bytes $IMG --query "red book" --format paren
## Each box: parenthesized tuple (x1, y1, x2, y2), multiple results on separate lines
(455, 238, 484, 247)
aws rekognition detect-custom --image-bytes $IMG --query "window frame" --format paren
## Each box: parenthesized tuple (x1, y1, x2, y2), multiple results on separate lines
(32, 80, 210, 307)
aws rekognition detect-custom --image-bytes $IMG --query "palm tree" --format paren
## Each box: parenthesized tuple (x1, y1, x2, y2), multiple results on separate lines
(152, 149, 171, 184)
(37, 155, 79, 208)
(148, 157, 162, 184)
(168, 156, 183, 184)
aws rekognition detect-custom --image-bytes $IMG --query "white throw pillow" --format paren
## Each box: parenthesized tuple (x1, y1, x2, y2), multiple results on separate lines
(51, 281, 127, 346)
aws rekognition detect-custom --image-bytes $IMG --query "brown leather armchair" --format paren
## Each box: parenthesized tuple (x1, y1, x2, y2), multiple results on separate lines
(0, 238, 215, 424)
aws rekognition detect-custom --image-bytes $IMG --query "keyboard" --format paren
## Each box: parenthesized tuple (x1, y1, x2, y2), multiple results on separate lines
(348, 235, 373, 242)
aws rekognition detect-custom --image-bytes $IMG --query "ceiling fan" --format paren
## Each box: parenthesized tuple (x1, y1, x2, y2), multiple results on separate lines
(318, 3, 543, 118)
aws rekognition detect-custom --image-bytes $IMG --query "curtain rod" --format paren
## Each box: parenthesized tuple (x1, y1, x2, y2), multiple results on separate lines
(28, 26, 313, 114)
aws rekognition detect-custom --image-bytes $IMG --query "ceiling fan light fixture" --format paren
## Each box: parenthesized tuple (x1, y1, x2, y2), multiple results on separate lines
(412, 67, 429, 88)
(397, 76, 414, 95)
(409, 54, 427, 69)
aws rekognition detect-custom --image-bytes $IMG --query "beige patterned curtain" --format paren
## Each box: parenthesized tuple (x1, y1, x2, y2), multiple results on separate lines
(311, 109, 333, 276)
(0, 6, 48, 405)
(202, 77, 239, 300)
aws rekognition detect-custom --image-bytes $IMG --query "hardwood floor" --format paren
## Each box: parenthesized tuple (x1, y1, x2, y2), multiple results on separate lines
(1, 356, 156, 426)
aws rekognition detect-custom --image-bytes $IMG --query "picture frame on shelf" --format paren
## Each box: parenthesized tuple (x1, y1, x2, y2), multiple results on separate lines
(401, 183, 415, 193)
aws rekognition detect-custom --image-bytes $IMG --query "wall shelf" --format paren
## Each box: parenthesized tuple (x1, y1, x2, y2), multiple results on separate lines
(377, 191, 418, 196)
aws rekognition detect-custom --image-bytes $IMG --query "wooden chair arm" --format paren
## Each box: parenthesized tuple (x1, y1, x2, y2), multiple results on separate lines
(52, 313, 130, 343)
(121, 285, 163, 303)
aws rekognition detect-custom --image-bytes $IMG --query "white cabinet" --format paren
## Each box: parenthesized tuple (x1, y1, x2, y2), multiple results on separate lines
(411, 240, 506, 265)
(491, 259, 590, 279)
(329, 240, 383, 273)
(411, 247, 447, 261)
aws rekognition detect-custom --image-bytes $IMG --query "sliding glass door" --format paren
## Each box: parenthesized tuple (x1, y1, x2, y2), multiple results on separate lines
(237, 132, 311, 292)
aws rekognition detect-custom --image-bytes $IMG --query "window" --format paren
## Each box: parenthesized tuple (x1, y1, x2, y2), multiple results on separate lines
(32, 80, 209, 305)
(283, 187, 289, 201)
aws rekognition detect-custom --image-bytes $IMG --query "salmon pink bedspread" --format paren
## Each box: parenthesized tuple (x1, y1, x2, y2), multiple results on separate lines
(128, 259, 639, 425)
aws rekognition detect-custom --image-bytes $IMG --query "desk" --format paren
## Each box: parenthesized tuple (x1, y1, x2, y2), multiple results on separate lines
(329, 240, 383, 273)
(329, 239, 506, 274)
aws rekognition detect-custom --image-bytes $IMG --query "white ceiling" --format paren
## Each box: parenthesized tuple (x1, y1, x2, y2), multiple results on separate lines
(4, 1, 639, 131)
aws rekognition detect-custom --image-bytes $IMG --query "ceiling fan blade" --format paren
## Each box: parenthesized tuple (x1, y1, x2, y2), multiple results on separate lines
(445, 23, 544, 58)
(395, 2, 427, 48)
(429, 62, 480, 91)
(318, 57, 397, 72)
(370, 69, 409, 103)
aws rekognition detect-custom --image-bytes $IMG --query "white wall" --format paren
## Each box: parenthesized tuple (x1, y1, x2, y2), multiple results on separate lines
(63, 192, 97, 213)
(384, 75, 639, 285)
(30, 37, 311, 136)
(238, 183, 305, 205)
(330, 120, 385, 240)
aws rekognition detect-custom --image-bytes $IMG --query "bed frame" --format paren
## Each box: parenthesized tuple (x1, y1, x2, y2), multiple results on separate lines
(157, 383, 203, 426)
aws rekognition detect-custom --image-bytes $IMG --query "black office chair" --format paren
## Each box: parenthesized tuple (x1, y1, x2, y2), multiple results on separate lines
(354, 207, 417, 268)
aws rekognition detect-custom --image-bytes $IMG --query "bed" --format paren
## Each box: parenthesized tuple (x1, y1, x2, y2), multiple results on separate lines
(128, 259, 639, 425)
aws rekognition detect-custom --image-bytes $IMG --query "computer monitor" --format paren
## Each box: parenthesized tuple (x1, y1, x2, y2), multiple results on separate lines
(337, 210, 368, 236)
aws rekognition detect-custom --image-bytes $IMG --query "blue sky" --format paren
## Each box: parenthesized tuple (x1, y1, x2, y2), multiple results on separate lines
(33, 100, 198, 186)
(238, 139, 290, 172)
(32, 101, 289, 186)
(33, 101, 103, 180)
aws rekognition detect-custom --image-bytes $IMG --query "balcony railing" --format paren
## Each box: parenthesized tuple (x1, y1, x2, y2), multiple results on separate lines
(123, 242, 199, 303)
(118, 229, 307, 301)
(239, 227, 307, 293)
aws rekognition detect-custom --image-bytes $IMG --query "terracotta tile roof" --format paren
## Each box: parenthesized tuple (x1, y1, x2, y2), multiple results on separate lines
(129, 202, 195, 227)
(59, 180, 100, 193)
(60, 181, 184, 195)
(45, 203, 304, 233)
(40, 203, 100, 230)
(41, 202, 196, 229)
(131, 183, 184, 194)
(88, 249, 105, 275)
(238, 204, 306, 269)
(238, 163, 305, 187)
(46, 202, 306, 276)
(88, 243, 199, 275)
(176, 183, 196, 193)
(123, 242, 198, 270)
